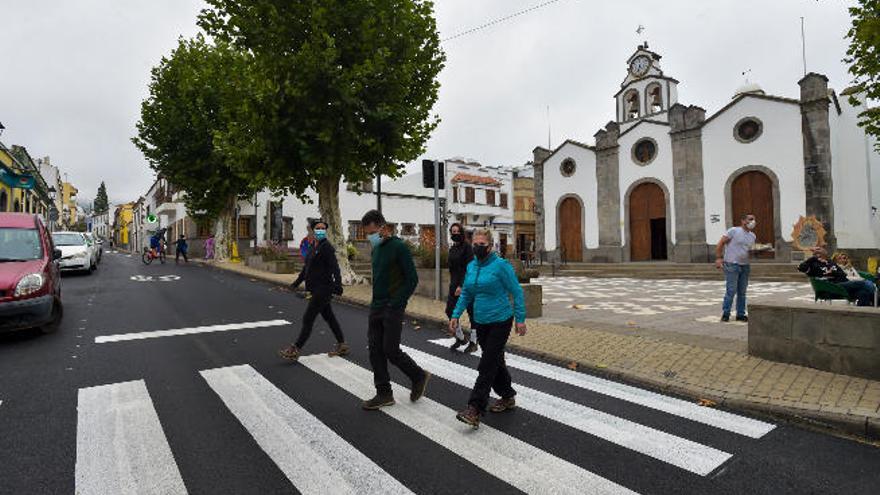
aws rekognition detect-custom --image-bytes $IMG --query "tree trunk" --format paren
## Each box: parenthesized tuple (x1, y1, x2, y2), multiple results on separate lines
(317, 175, 362, 285)
(213, 195, 236, 261)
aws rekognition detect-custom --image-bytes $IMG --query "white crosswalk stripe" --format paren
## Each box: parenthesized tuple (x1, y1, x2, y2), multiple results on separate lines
(300, 354, 638, 495)
(201, 364, 412, 495)
(94, 319, 291, 343)
(427, 338, 775, 439)
(75, 380, 187, 495)
(402, 345, 731, 476)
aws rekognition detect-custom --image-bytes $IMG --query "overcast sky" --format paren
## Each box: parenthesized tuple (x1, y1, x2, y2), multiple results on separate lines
(0, 0, 858, 205)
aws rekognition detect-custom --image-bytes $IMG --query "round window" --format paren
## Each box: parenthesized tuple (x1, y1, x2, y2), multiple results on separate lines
(734, 117, 763, 143)
(632, 138, 658, 165)
(560, 159, 576, 177)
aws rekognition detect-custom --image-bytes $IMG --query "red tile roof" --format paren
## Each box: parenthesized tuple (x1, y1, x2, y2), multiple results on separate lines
(450, 173, 501, 186)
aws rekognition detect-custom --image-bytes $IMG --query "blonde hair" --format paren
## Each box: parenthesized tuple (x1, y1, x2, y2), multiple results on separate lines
(472, 228, 494, 244)
(831, 251, 852, 267)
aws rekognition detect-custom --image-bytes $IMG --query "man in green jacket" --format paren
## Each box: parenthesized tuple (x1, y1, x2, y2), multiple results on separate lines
(360, 209, 431, 410)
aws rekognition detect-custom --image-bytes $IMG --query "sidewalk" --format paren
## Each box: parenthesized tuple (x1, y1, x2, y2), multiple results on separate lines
(198, 260, 880, 442)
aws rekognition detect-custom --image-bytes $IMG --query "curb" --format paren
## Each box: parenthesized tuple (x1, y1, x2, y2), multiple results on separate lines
(196, 259, 879, 443)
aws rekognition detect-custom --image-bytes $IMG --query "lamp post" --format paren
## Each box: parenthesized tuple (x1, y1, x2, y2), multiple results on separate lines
(47, 187, 57, 231)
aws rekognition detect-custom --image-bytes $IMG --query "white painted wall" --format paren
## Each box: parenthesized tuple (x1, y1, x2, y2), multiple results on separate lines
(617, 121, 676, 244)
(541, 142, 598, 251)
(702, 96, 805, 243)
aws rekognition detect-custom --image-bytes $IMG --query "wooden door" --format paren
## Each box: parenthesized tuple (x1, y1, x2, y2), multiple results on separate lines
(731, 171, 774, 251)
(419, 225, 435, 250)
(558, 197, 583, 262)
(630, 182, 666, 261)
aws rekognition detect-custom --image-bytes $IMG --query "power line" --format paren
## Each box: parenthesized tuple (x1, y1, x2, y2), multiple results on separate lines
(441, 0, 565, 43)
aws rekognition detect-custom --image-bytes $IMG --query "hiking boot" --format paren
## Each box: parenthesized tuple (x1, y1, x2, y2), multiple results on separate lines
(720, 315, 730, 322)
(464, 342, 478, 354)
(735, 315, 749, 322)
(410, 371, 431, 402)
(362, 394, 395, 410)
(456, 405, 481, 429)
(329, 342, 350, 357)
(449, 339, 466, 351)
(278, 345, 300, 361)
(489, 397, 516, 413)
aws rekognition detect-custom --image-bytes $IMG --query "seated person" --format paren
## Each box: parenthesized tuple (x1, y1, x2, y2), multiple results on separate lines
(799, 247, 874, 306)
(832, 250, 876, 296)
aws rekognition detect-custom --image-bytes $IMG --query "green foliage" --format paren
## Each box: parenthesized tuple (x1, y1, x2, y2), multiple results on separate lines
(132, 36, 260, 221)
(408, 241, 448, 269)
(197, 0, 447, 196)
(845, 0, 880, 149)
(346, 242, 359, 260)
(93, 181, 109, 214)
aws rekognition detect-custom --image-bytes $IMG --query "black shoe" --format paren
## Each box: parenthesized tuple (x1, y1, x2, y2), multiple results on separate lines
(410, 371, 431, 402)
(720, 315, 730, 322)
(456, 405, 481, 429)
(464, 342, 478, 354)
(362, 394, 395, 410)
(735, 315, 749, 322)
(449, 339, 465, 351)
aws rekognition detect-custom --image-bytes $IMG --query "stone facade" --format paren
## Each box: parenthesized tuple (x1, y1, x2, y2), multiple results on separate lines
(669, 104, 710, 262)
(799, 73, 836, 251)
(532, 146, 551, 255)
(593, 122, 623, 262)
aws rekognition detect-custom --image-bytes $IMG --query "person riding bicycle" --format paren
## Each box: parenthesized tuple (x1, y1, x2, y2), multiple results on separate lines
(149, 229, 166, 257)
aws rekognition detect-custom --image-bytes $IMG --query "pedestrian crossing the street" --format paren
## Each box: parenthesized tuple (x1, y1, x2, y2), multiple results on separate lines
(70, 343, 778, 494)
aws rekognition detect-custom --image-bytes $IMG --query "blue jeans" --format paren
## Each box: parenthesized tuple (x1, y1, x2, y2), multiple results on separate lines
(839, 280, 876, 306)
(722, 263, 751, 317)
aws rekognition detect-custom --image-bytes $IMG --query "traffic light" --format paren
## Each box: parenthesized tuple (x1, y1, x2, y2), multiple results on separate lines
(422, 160, 445, 189)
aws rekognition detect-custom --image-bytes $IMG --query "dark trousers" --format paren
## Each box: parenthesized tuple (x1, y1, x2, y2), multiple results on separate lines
(295, 291, 345, 348)
(469, 318, 516, 412)
(839, 280, 875, 306)
(176, 249, 188, 262)
(368, 306, 425, 395)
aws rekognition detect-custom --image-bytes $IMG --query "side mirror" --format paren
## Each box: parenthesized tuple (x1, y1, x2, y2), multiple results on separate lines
(53, 249, 62, 260)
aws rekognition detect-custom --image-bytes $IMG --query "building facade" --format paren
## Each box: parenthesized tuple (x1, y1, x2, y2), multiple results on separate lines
(445, 158, 515, 256)
(512, 165, 536, 260)
(535, 44, 880, 263)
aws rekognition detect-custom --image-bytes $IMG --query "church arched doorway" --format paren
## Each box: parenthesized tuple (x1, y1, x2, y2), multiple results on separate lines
(558, 196, 583, 262)
(629, 182, 668, 261)
(731, 170, 775, 256)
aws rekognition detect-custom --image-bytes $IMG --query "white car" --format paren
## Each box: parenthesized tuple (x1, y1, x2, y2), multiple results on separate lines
(84, 232, 102, 264)
(52, 232, 95, 274)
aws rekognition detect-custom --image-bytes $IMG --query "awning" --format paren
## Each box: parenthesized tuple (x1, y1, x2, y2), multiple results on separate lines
(0, 163, 35, 189)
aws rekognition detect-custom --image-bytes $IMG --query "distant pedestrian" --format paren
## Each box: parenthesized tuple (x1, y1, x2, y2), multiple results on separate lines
(715, 214, 757, 322)
(204, 235, 215, 260)
(175, 234, 189, 263)
(446, 223, 478, 353)
(450, 228, 526, 429)
(299, 223, 316, 261)
(359, 209, 430, 410)
(278, 220, 349, 360)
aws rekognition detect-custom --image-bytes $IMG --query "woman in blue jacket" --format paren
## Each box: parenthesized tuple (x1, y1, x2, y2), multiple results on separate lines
(449, 228, 527, 428)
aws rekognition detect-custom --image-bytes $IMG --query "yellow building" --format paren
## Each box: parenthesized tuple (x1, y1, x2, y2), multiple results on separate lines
(513, 168, 537, 259)
(62, 181, 78, 227)
(0, 141, 39, 214)
(114, 203, 134, 249)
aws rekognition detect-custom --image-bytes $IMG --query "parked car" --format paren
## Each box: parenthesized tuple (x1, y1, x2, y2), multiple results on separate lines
(0, 213, 63, 334)
(85, 232, 102, 264)
(52, 231, 95, 273)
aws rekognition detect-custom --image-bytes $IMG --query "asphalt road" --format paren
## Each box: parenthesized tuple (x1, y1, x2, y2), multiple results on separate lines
(0, 252, 878, 495)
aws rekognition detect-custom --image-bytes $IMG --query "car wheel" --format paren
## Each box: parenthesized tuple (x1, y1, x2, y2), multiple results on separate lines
(41, 300, 63, 334)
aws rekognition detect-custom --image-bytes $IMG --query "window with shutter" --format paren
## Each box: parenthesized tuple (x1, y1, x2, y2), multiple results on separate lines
(500, 193, 508, 208)
(465, 187, 475, 203)
(486, 190, 496, 206)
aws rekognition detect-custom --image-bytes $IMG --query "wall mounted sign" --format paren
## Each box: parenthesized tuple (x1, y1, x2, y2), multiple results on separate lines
(791, 215, 826, 252)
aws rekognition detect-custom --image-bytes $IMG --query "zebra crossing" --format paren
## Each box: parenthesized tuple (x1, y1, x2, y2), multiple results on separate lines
(67, 342, 777, 494)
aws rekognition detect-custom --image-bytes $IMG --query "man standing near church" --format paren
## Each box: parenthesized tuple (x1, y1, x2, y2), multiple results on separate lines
(715, 214, 757, 322)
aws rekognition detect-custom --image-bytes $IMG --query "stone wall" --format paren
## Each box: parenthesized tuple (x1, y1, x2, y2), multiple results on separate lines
(749, 302, 880, 380)
(594, 122, 623, 262)
(670, 104, 710, 262)
(532, 147, 551, 253)
(799, 73, 836, 251)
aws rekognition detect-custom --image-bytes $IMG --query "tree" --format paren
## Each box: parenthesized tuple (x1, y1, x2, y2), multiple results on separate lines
(845, 0, 880, 150)
(133, 36, 261, 260)
(94, 181, 109, 214)
(199, 0, 446, 281)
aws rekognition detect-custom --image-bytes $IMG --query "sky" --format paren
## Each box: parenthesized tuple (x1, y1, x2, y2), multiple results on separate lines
(0, 0, 860, 205)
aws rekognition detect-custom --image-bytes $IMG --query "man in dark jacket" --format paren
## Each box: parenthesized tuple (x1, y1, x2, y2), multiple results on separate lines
(278, 220, 349, 360)
(360, 209, 430, 411)
(798, 247, 874, 306)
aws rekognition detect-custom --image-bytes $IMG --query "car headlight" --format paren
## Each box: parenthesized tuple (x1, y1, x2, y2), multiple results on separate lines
(14, 273, 45, 297)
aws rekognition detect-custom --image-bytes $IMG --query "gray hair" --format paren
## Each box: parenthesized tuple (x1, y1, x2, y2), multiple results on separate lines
(472, 228, 493, 244)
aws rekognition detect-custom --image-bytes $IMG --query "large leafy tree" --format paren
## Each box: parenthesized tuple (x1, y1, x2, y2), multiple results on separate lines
(93, 181, 109, 214)
(845, 0, 880, 150)
(133, 35, 260, 260)
(199, 0, 446, 281)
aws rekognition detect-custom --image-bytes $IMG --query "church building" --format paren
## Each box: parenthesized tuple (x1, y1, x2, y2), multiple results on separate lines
(533, 44, 880, 264)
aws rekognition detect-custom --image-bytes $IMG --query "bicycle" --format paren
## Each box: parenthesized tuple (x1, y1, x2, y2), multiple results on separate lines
(142, 247, 167, 265)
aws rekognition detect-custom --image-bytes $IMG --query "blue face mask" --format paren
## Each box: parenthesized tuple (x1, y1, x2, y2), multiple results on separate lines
(314, 229, 327, 241)
(368, 232, 382, 248)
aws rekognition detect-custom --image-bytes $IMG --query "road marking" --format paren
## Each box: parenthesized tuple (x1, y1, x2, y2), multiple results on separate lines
(402, 346, 731, 476)
(300, 355, 637, 495)
(130, 275, 181, 282)
(95, 319, 291, 343)
(201, 365, 411, 495)
(427, 339, 775, 439)
(76, 380, 186, 495)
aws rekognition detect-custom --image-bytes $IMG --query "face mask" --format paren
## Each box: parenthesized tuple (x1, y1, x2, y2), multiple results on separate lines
(368, 232, 382, 248)
(314, 229, 327, 241)
(473, 244, 490, 260)
(451, 233, 464, 243)
(747, 220, 756, 230)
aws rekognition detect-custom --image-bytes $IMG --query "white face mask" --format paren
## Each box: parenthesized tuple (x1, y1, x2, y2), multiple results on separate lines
(746, 220, 756, 230)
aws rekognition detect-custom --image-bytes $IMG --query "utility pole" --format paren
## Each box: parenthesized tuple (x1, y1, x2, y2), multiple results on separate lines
(433, 160, 441, 301)
(376, 172, 382, 213)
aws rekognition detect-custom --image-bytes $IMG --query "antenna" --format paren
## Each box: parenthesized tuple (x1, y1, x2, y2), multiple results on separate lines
(800, 17, 807, 75)
(547, 105, 551, 149)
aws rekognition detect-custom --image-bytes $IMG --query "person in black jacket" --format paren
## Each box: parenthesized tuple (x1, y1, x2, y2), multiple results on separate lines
(446, 223, 478, 352)
(798, 247, 874, 306)
(279, 220, 349, 360)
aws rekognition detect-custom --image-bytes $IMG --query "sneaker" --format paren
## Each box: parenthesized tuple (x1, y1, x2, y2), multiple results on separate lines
(362, 394, 395, 410)
(489, 397, 516, 413)
(735, 315, 749, 322)
(449, 339, 465, 351)
(456, 405, 481, 428)
(410, 371, 431, 402)
(464, 342, 478, 354)
(278, 345, 300, 361)
(329, 342, 350, 357)
(720, 315, 730, 322)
